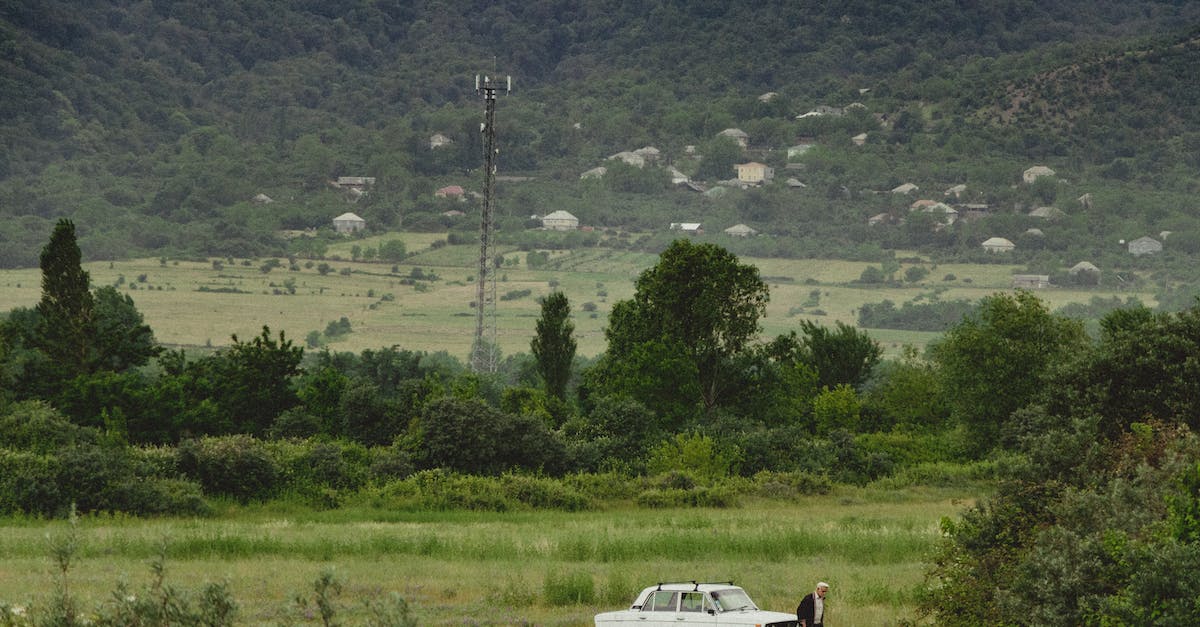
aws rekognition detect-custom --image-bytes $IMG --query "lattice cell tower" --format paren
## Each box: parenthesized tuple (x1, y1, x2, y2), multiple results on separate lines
(470, 74, 510, 373)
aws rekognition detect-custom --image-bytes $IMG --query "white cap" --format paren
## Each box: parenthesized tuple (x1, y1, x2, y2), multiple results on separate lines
(817, 582, 830, 589)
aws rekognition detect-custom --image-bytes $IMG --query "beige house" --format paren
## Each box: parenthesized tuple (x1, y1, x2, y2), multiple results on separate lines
(335, 176, 375, 190)
(735, 162, 774, 184)
(1023, 166, 1055, 184)
(717, 128, 749, 148)
(607, 151, 646, 168)
(541, 210, 579, 231)
(1029, 206, 1066, 220)
(723, 223, 758, 237)
(1128, 236, 1162, 256)
(333, 212, 366, 234)
(429, 133, 452, 149)
(891, 183, 919, 194)
(982, 237, 1016, 253)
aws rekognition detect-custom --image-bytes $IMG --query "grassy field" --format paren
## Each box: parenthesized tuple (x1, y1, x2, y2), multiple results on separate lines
(0, 486, 975, 626)
(0, 232, 1156, 360)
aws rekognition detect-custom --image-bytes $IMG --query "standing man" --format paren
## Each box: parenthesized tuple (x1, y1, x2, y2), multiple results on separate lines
(796, 581, 829, 627)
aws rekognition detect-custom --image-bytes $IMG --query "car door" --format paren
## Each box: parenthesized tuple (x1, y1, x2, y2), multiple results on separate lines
(637, 590, 679, 626)
(673, 591, 716, 625)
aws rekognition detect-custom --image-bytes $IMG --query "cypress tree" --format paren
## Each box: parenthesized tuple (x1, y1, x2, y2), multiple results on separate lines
(35, 219, 96, 377)
(531, 291, 576, 400)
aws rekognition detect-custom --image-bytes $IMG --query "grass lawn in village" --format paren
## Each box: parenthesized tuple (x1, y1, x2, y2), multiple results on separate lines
(0, 486, 976, 626)
(0, 232, 1157, 360)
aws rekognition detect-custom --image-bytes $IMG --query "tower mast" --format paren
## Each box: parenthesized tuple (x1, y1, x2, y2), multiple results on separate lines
(470, 74, 510, 373)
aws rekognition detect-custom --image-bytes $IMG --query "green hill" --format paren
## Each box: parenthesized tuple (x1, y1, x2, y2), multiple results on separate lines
(3, 0, 1200, 275)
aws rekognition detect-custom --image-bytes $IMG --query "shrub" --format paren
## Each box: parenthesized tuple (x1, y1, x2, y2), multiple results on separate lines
(501, 473, 591, 511)
(0, 449, 61, 516)
(177, 436, 281, 503)
(368, 445, 415, 482)
(646, 433, 740, 484)
(752, 470, 833, 497)
(0, 400, 98, 454)
(108, 477, 211, 517)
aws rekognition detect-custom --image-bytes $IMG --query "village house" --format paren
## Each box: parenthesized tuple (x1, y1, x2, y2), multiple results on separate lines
(1023, 165, 1055, 184)
(429, 133, 452, 149)
(1128, 236, 1163, 256)
(1029, 206, 1066, 220)
(982, 237, 1016, 253)
(580, 166, 607, 180)
(670, 222, 704, 235)
(435, 185, 465, 199)
(891, 182, 919, 194)
(723, 223, 758, 237)
(607, 151, 646, 167)
(632, 146, 661, 163)
(1070, 261, 1101, 276)
(332, 212, 366, 234)
(717, 128, 749, 148)
(335, 176, 375, 190)
(541, 210, 579, 231)
(734, 162, 774, 184)
(1012, 274, 1051, 289)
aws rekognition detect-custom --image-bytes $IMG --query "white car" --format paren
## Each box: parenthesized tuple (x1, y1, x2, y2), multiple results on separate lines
(594, 581, 798, 627)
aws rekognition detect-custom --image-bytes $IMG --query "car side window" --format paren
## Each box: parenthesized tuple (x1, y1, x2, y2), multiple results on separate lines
(642, 591, 678, 612)
(680, 592, 704, 612)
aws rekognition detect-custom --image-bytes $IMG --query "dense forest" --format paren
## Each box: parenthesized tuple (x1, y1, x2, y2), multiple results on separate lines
(4, 1, 1200, 292)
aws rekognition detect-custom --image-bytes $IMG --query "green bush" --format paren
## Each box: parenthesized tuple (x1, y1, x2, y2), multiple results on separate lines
(177, 435, 281, 503)
(501, 473, 591, 511)
(646, 433, 740, 484)
(0, 400, 98, 454)
(635, 486, 739, 508)
(56, 444, 137, 514)
(0, 449, 61, 516)
(561, 471, 639, 501)
(752, 470, 833, 497)
(368, 444, 415, 482)
(111, 477, 211, 516)
(871, 460, 999, 489)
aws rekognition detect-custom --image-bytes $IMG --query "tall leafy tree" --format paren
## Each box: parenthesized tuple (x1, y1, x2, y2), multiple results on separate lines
(795, 320, 883, 391)
(91, 286, 161, 372)
(591, 239, 768, 425)
(530, 291, 576, 400)
(34, 219, 95, 378)
(929, 290, 1087, 453)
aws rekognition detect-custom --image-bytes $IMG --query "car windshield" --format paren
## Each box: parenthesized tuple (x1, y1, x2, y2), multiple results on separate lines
(709, 588, 756, 612)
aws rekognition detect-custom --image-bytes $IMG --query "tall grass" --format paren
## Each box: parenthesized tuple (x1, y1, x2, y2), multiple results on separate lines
(0, 488, 973, 625)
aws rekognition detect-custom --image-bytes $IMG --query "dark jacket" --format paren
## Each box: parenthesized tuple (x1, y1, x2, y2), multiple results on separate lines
(796, 592, 822, 626)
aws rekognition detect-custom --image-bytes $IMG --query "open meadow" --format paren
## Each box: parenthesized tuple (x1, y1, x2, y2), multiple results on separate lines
(0, 486, 976, 626)
(0, 232, 1157, 360)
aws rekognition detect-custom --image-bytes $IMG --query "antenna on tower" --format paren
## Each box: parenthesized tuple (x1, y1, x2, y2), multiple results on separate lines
(470, 73, 511, 373)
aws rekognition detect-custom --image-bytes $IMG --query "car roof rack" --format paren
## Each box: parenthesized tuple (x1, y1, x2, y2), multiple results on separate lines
(655, 580, 734, 591)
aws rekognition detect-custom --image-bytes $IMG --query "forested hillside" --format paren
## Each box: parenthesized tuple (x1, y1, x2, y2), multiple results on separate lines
(3, 0, 1200, 277)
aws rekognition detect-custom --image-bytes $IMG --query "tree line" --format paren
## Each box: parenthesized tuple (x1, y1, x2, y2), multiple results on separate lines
(5, 219, 1200, 621)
